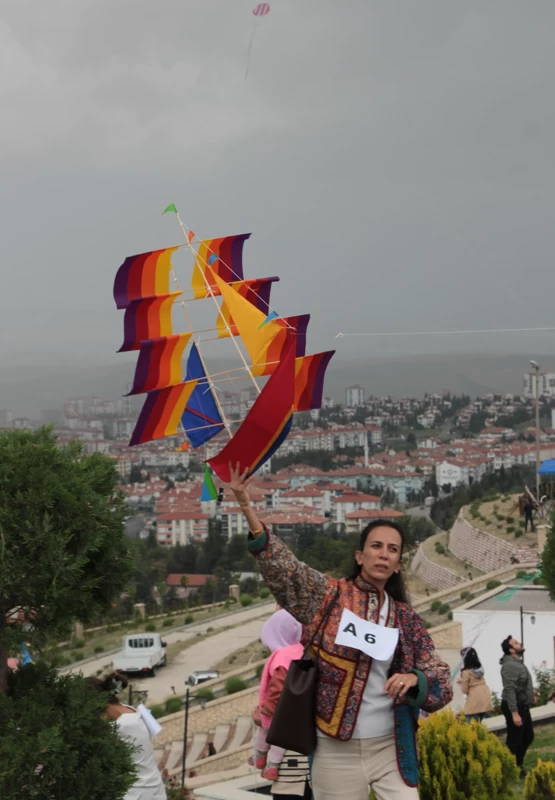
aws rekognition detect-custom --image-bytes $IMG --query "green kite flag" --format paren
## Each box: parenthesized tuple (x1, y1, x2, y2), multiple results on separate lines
(162, 203, 178, 215)
(201, 464, 218, 501)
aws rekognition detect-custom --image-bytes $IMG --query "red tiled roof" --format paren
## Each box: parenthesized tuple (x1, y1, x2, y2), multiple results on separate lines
(166, 573, 215, 587)
(332, 492, 381, 504)
(345, 508, 404, 520)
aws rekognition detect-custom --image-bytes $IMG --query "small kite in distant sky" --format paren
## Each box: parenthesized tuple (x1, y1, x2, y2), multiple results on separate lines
(245, 2, 271, 81)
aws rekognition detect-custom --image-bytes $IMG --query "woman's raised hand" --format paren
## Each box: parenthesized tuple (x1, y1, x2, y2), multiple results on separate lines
(226, 462, 253, 505)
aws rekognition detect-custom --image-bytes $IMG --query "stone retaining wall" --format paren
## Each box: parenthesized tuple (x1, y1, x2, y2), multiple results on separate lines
(411, 543, 465, 590)
(168, 743, 252, 778)
(449, 511, 537, 572)
(429, 621, 463, 650)
(157, 686, 258, 746)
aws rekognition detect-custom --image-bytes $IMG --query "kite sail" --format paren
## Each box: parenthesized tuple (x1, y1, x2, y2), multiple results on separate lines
(112, 204, 334, 479)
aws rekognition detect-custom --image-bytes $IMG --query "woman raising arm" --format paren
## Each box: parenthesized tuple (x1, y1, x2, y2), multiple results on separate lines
(228, 464, 452, 800)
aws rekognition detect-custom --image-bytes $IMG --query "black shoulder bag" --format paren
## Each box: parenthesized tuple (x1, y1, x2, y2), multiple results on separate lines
(266, 586, 340, 756)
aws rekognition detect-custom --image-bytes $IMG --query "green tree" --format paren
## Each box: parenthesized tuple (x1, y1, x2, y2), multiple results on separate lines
(0, 662, 136, 799)
(0, 428, 132, 693)
(541, 514, 555, 603)
(406, 431, 417, 450)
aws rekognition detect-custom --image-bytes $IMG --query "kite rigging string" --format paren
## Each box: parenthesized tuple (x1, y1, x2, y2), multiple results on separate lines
(245, 3, 270, 81)
(173, 212, 262, 396)
(336, 326, 555, 339)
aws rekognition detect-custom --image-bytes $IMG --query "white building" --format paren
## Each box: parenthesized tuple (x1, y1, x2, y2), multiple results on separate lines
(454, 587, 555, 697)
(345, 385, 366, 408)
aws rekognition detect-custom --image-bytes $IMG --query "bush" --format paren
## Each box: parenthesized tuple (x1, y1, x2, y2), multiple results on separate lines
(0, 662, 136, 799)
(506, 526, 515, 535)
(430, 600, 442, 612)
(524, 759, 555, 799)
(58, 655, 71, 666)
(184, 614, 194, 625)
(438, 603, 450, 615)
(533, 575, 544, 585)
(447, 611, 453, 621)
(460, 590, 471, 600)
(145, 621, 156, 632)
(533, 664, 555, 706)
(93, 645, 104, 654)
(162, 618, 173, 628)
(164, 697, 182, 715)
(517, 569, 528, 578)
(225, 676, 247, 695)
(490, 690, 502, 715)
(240, 594, 253, 607)
(486, 580, 501, 591)
(150, 704, 165, 719)
(417, 710, 519, 800)
(255, 663, 265, 679)
(73, 638, 85, 649)
(71, 650, 85, 662)
(434, 542, 446, 555)
(515, 530, 523, 539)
(259, 587, 271, 599)
(196, 687, 215, 703)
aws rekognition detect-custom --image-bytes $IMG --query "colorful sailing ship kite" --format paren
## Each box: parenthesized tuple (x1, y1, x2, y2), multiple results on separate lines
(112, 207, 334, 485)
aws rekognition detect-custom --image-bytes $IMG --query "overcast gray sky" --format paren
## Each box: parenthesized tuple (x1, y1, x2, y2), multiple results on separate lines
(2, 0, 555, 372)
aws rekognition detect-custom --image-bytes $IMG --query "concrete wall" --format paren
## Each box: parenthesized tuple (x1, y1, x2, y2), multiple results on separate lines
(168, 743, 252, 778)
(157, 686, 258, 746)
(449, 510, 538, 573)
(411, 543, 465, 590)
(429, 621, 463, 650)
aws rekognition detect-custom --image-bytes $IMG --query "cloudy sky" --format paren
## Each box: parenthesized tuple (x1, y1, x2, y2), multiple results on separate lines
(1, 0, 555, 373)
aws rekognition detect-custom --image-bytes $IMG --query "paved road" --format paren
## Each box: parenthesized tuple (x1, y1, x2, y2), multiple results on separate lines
(67, 604, 274, 704)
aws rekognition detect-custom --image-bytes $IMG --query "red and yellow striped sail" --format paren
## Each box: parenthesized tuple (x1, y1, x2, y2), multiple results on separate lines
(130, 380, 198, 446)
(127, 333, 192, 395)
(114, 246, 180, 309)
(118, 292, 181, 352)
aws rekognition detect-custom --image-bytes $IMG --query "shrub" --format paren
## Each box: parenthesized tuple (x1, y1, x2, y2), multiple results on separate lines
(207, 626, 214, 633)
(184, 614, 194, 625)
(417, 710, 519, 800)
(486, 580, 501, 591)
(93, 645, 104, 654)
(259, 587, 270, 599)
(196, 687, 215, 703)
(164, 697, 182, 715)
(225, 676, 247, 695)
(460, 590, 471, 600)
(434, 542, 446, 555)
(533, 664, 555, 706)
(515, 530, 523, 539)
(73, 638, 85, 649)
(150, 704, 165, 719)
(430, 600, 442, 612)
(517, 569, 527, 578)
(524, 759, 555, 799)
(0, 663, 136, 799)
(58, 655, 71, 666)
(256, 663, 265, 679)
(421, 619, 433, 629)
(490, 691, 502, 715)
(145, 621, 156, 632)
(438, 603, 450, 615)
(506, 526, 515, 534)
(240, 594, 253, 607)
(533, 575, 545, 585)
(447, 611, 453, 621)
(162, 618, 173, 628)
(71, 650, 85, 662)
(519, 519, 525, 527)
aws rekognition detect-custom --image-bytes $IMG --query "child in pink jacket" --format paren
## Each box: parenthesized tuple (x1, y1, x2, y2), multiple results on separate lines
(249, 609, 303, 781)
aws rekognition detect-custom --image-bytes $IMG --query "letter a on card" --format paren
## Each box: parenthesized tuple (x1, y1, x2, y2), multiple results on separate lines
(335, 608, 399, 661)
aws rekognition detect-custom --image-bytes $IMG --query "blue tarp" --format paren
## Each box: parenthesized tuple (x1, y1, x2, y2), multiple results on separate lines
(538, 459, 555, 475)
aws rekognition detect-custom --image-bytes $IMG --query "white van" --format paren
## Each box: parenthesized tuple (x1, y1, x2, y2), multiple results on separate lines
(113, 633, 167, 677)
(186, 670, 220, 686)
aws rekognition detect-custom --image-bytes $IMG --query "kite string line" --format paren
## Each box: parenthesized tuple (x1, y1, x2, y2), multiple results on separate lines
(167, 243, 233, 439)
(245, 19, 258, 81)
(336, 327, 555, 338)
(174, 214, 262, 396)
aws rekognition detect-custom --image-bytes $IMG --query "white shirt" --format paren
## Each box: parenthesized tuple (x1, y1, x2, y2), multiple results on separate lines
(116, 709, 167, 800)
(351, 593, 394, 739)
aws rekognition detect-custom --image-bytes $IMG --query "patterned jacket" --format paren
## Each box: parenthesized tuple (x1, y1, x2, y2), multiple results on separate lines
(248, 529, 453, 787)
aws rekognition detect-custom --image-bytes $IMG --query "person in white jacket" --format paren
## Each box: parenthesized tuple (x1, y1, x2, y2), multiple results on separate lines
(87, 671, 167, 800)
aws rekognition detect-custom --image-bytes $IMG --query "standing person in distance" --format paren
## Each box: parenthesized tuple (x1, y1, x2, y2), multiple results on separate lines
(226, 464, 452, 800)
(86, 672, 167, 800)
(457, 647, 493, 723)
(500, 635, 535, 778)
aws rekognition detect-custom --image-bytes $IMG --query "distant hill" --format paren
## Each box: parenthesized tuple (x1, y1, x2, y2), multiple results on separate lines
(1, 352, 553, 417)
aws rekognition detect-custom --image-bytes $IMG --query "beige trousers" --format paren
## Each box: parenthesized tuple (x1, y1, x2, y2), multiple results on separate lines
(312, 734, 419, 800)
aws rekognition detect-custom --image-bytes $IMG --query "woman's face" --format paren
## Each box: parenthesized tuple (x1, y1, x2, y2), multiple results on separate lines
(355, 526, 402, 589)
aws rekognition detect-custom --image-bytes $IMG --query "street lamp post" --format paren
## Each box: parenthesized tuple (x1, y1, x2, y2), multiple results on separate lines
(519, 605, 536, 664)
(181, 690, 208, 790)
(530, 360, 541, 503)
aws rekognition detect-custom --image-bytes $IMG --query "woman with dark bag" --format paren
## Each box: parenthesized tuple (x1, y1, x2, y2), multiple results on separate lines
(227, 464, 452, 800)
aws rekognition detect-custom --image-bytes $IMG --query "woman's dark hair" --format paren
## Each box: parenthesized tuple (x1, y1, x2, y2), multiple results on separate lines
(462, 647, 482, 671)
(85, 671, 129, 704)
(347, 519, 410, 606)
